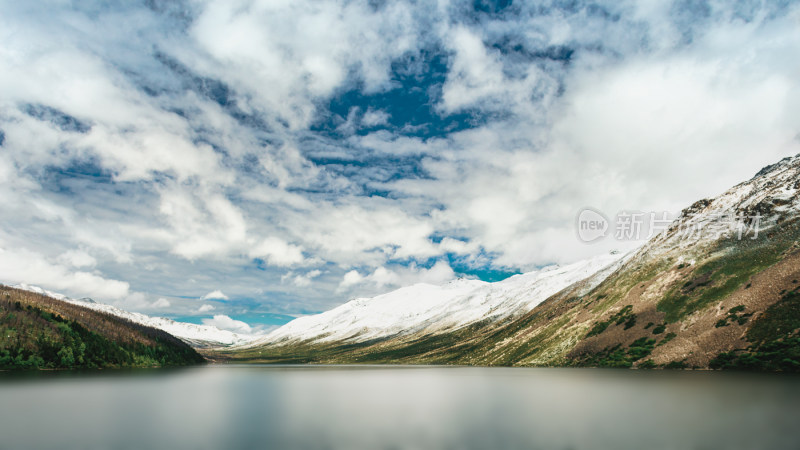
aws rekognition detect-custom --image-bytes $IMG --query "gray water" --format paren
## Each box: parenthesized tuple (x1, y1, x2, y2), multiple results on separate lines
(1, 365, 799, 450)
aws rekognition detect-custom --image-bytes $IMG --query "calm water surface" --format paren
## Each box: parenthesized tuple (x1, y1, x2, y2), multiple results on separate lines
(1, 365, 799, 450)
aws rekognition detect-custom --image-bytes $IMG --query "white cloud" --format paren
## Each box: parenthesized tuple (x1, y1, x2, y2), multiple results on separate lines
(198, 304, 216, 313)
(338, 270, 364, 290)
(187, 0, 421, 129)
(337, 260, 456, 294)
(159, 189, 248, 260)
(57, 249, 97, 268)
(437, 237, 479, 255)
(152, 298, 171, 308)
(202, 314, 252, 334)
(201, 290, 229, 301)
(440, 26, 510, 113)
(289, 269, 322, 287)
(361, 108, 390, 127)
(290, 200, 439, 266)
(249, 237, 305, 267)
(0, 245, 129, 300)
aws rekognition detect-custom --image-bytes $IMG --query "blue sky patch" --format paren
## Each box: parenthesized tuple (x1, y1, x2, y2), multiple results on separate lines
(22, 104, 91, 133)
(313, 48, 488, 139)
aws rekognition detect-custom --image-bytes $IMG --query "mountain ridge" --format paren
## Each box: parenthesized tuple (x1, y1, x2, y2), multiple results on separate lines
(244, 252, 625, 349)
(1, 284, 204, 369)
(10, 284, 259, 348)
(216, 153, 800, 370)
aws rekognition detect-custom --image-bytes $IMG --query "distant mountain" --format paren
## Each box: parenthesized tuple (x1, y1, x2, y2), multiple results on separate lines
(246, 254, 622, 349)
(0, 284, 204, 370)
(12, 284, 258, 348)
(222, 154, 800, 371)
(225, 253, 627, 364)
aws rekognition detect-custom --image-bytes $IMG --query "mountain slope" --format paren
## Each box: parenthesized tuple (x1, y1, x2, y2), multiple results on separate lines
(0, 285, 205, 369)
(247, 253, 623, 348)
(219, 154, 800, 371)
(223, 253, 627, 364)
(14, 284, 258, 348)
(564, 154, 800, 369)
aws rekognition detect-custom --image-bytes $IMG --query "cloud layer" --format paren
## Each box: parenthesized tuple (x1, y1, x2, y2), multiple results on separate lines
(0, 0, 798, 322)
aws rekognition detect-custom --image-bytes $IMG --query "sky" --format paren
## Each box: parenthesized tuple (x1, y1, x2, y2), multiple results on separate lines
(1, 0, 799, 334)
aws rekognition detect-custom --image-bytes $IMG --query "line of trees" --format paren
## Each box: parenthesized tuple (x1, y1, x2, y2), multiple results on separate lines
(0, 286, 204, 370)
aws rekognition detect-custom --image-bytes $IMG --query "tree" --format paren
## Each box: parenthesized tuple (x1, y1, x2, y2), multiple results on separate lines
(57, 347, 75, 367)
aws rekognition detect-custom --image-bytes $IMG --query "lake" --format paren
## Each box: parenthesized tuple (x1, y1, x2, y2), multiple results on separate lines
(1, 365, 799, 450)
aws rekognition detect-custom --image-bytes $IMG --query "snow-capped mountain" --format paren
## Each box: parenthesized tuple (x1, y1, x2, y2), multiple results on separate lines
(227, 154, 800, 371)
(12, 284, 258, 348)
(646, 154, 800, 255)
(249, 252, 625, 347)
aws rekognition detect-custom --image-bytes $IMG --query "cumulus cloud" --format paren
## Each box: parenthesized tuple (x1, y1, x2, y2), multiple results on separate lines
(338, 270, 364, 290)
(249, 237, 306, 267)
(0, 243, 130, 299)
(186, 0, 422, 129)
(57, 249, 97, 269)
(439, 25, 545, 114)
(284, 269, 323, 287)
(201, 290, 229, 301)
(202, 314, 253, 335)
(152, 298, 171, 309)
(337, 260, 456, 294)
(198, 304, 216, 313)
(159, 189, 247, 260)
(362, 108, 391, 127)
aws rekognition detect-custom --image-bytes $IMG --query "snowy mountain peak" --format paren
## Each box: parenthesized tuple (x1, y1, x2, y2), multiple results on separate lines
(642, 153, 800, 255)
(249, 252, 625, 348)
(682, 153, 800, 221)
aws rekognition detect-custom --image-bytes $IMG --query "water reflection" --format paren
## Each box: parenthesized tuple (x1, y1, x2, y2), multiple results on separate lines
(1, 366, 798, 450)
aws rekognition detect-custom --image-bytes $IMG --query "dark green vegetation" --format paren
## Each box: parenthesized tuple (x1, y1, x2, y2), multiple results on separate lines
(586, 305, 636, 338)
(709, 290, 800, 372)
(714, 305, 752, 328)
(664, 360, 689, 369)
(0, 286, 204, 370)
(570, 337, 657, 368)
(657, 332, 676, 347)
